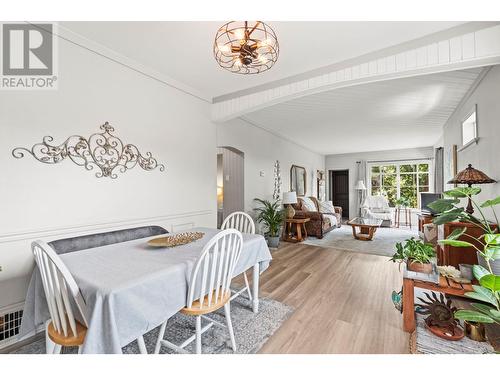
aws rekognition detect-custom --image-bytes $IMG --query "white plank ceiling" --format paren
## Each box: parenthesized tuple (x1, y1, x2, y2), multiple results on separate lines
(242, 68, 483, 155)
(61, 21, 464, 99)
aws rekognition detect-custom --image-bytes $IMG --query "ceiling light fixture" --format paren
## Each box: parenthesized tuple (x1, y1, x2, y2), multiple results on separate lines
(213, 21, 279, 74)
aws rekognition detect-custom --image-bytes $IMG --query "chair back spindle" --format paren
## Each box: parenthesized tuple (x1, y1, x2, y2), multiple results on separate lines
(186, 229, 243, 310)
(31, 240, 88, 338)
(221, 211, 255, 234)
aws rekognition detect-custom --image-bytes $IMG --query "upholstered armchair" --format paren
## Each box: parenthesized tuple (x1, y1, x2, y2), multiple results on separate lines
(361, 195, 392, 227)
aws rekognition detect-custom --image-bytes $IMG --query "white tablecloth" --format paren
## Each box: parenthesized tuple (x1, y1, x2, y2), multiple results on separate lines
(20, 227, 272, 353)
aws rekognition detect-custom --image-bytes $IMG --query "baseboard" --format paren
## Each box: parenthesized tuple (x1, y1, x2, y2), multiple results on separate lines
(0, 331, 44, 354)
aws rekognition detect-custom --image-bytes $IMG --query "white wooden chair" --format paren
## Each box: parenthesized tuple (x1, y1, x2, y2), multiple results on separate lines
(32, 240, 149, 354)
(155, 229, 243, 354)
(221, 211, 255, 302)
(221, 211, 255, 235)
(31, 240, 89, 354)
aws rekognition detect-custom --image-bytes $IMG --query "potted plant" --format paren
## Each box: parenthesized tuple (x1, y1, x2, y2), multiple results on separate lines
(390, 237, 436, 274)
(395, 197, 410, 208)
(429, 187, 500, 326)
(254, 198, 284, 248)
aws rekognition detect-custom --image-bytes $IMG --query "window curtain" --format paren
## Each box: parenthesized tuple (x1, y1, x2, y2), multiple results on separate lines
(434, 147, 444, 193)
(355, 160, 367, 216)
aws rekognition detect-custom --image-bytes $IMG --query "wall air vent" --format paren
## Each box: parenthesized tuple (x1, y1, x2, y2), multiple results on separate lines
(0, 303, 24, 349)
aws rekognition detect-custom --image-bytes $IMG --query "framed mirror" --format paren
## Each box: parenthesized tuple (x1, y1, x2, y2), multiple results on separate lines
(290, 165, 307, 196)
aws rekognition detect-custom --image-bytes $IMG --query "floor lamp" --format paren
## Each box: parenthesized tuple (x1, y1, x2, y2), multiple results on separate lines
(355, 180, 367, 216)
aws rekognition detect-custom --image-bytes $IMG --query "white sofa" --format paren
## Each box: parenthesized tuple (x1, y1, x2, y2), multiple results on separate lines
(361, 195, 392, 227)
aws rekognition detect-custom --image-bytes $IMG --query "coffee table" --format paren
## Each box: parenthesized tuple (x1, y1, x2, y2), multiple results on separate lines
(347, 217, 383, 241)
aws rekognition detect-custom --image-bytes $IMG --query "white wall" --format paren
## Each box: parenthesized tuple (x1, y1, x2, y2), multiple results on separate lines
(217, 118, 325, 219)
(442, 65, 500, 221)
(325, 147, 434, 219)
(0, 33, 216, 308)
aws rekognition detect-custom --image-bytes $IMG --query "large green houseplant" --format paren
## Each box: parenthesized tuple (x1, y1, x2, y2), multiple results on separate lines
(429, 187, 500, 325)
(254, 198, 284, 248)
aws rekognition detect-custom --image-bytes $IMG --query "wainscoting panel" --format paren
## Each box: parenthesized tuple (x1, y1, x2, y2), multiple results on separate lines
(0, 210, 214, 308)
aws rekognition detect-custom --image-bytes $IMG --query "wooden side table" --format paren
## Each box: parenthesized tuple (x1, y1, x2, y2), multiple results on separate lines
(402, 275, 474, 333)
(394, 207, 411, 229)
(283, 218, 310, 243)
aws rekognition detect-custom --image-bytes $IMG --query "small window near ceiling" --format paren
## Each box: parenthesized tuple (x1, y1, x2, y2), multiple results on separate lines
(461, 106, 477, 146)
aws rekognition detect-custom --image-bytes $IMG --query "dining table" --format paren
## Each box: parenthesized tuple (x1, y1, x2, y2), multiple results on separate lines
(19, 227, 272, 354)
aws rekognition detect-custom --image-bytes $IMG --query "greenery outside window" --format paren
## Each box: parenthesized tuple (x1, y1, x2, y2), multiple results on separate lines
(368, 161, 432, 208)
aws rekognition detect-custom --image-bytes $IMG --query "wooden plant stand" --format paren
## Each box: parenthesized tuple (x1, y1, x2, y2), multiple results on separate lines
(394, 207, 412, 229)
(402, 275, 474, 333)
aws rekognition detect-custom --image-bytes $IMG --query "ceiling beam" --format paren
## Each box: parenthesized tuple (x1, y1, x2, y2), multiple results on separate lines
(212, 23, 500, 123)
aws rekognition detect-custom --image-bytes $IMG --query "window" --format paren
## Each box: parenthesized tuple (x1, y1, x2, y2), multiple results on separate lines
(461, 106, 477, 147)
(368, 161, 432, 208)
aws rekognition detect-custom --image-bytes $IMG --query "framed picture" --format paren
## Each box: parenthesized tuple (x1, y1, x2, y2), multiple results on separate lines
(445, 144, 458, 189)
(290, 165, 307, 196)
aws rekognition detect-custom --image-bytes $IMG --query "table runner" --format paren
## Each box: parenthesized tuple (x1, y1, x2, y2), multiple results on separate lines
(20, 227, 272, 353)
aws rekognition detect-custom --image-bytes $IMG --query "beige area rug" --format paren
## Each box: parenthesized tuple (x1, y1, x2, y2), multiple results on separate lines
(303, 225, 418, 257)
(13, 295, 293, 354)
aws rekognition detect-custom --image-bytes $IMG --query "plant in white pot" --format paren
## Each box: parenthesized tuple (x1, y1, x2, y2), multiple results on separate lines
(254, 198, 284, 248)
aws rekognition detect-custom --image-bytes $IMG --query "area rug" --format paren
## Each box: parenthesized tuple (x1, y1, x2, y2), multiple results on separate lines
(12, 295, 293, 354)
(410, 314, 494, 354)
(303, 225, 417, 257)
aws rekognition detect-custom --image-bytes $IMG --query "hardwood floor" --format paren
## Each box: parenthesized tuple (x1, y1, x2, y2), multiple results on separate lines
(247, 242, 410, 353)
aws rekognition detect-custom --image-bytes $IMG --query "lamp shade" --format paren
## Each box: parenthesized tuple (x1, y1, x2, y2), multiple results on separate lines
(282, 191, 297, 204)
(448, 164, 495, 215)
(448, 164, 496, 185)
(355, 180, 367, 190)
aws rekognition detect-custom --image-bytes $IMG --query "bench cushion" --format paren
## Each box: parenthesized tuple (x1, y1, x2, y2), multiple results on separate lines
(48, 225, 168, 254)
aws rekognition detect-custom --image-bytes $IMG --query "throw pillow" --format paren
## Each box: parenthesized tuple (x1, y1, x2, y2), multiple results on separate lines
(319, 200, 335, 214)
(301, 197, 317, 212)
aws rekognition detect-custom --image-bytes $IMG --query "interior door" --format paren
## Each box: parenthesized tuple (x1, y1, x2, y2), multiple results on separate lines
(330, 170, 349, 218)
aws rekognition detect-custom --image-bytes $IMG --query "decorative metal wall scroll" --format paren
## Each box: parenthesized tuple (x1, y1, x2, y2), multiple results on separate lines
(12, 122, 165, 179)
